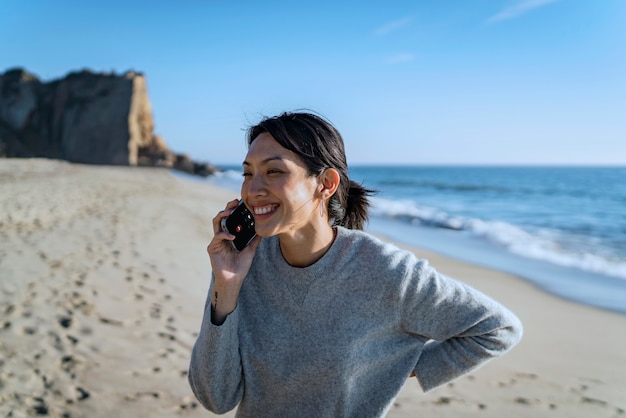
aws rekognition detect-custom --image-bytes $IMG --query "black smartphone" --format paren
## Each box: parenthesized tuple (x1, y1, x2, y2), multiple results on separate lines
(221, 200, 257, 252)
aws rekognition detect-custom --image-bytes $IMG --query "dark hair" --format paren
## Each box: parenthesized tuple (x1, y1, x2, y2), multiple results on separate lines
(247, 111, 375, 230)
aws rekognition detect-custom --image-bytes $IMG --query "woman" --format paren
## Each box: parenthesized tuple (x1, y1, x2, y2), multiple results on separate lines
(188, 111, 522, 417)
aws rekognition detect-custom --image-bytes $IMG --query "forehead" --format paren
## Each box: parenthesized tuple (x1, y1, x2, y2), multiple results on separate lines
(244, 133, 300, 166)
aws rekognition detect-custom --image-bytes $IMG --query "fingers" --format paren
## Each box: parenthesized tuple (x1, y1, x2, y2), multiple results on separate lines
(206, 199, 259, 287)
(208, 199, 243, 256)
(211, 199, 240, 234)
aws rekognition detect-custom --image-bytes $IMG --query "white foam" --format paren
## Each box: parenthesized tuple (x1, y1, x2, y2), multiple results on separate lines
(204, 169, 242, 192)
(369, 196, 626, 281)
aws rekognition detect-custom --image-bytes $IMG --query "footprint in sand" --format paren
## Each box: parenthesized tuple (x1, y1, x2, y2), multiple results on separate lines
(48, 330, 64, 351)
(149, 303, 161, 319)
(179, 395, 199, 411)
(74, 386, 90, 401)
(22, 326, 38, 335)
(124, 391, 161, 401)
(514, 396, 538, 406)
(58, 315, 73, 329)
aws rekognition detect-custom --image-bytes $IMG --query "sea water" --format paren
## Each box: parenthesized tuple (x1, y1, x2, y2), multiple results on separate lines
(203, 165, 626, 314)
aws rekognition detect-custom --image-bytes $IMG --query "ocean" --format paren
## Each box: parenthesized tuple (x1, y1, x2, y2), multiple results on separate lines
(202, 165, 626, 315)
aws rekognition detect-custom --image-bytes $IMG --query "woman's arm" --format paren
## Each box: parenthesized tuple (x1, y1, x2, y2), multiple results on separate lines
(188, 199, 261, 412)
(401, 260, 523, 392)
(188, 279, 244, 413)
(207, 199, 261, 324)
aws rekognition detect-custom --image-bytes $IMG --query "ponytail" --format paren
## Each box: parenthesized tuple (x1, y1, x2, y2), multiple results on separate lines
(329, 180, 376, 230)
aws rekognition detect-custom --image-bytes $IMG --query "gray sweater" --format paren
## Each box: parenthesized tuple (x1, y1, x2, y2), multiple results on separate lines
(188, 227, 522, 417)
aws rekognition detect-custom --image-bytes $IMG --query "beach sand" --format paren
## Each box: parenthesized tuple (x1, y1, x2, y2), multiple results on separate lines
(1, 159, 624, 418)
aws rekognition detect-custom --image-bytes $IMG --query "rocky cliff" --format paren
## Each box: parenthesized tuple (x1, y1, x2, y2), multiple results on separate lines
(0, 68, 216, 176)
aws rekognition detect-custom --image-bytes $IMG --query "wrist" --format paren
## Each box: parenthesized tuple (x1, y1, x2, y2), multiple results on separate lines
(210, 281, 240, 325)
(210, 304, 229, 326)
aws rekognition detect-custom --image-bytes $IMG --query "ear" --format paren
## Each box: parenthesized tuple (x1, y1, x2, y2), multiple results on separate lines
(319, 168, 340, 199)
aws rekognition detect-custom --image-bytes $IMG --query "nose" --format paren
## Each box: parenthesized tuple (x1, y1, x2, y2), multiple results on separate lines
(244, 174, 267, 198)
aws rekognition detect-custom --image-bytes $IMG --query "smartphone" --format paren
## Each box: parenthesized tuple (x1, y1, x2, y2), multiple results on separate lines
(221, 200, 257, 252)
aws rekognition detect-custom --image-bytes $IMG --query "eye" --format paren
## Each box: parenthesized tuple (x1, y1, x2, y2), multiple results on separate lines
(267, 169, 282, 175)
(242, 171, 252, 178)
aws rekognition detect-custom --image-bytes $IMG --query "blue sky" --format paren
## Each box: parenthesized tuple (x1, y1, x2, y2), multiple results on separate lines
(2, 0, 625, 165)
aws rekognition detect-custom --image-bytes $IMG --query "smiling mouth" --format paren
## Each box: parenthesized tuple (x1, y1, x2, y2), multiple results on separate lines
(253, 204, 278, 215)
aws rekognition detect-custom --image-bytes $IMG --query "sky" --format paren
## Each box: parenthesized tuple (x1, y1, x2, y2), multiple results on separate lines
(1, 0, 625, 166)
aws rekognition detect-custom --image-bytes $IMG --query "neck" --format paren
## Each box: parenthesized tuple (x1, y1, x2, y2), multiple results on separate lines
(278, 223, 336, 268)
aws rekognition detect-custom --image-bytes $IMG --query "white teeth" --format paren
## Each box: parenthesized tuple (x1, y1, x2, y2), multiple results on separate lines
(254, 205, 277, 215)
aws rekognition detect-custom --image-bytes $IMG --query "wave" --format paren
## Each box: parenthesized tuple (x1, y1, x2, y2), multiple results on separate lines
(369, 196, 626, 281)
(205, 169, 243, 192)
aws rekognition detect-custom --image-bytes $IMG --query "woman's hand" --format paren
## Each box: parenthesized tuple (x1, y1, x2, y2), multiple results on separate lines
(207, 199, 261, 324)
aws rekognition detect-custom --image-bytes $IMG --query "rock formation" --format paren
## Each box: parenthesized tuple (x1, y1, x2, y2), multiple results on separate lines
(0, 68, 216, 176)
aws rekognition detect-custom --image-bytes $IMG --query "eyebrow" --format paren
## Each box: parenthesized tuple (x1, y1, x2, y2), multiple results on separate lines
(242, 156, 285, 167)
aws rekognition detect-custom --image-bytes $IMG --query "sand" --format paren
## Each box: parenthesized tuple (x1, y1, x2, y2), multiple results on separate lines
(1, 159, 624, 418)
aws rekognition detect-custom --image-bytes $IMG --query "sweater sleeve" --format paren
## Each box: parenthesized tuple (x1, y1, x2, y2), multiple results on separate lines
(188, 279, 243, 414)
(401, 259, 523, 392)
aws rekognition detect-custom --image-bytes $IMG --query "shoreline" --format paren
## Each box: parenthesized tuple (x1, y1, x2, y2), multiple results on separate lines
(1, 159, 624, 417)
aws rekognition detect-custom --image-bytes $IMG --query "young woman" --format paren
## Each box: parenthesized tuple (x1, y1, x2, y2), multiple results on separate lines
(188, 111, 523, 417)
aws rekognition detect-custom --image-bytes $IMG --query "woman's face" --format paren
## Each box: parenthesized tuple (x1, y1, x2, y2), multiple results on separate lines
(241, 133, 320, 238)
